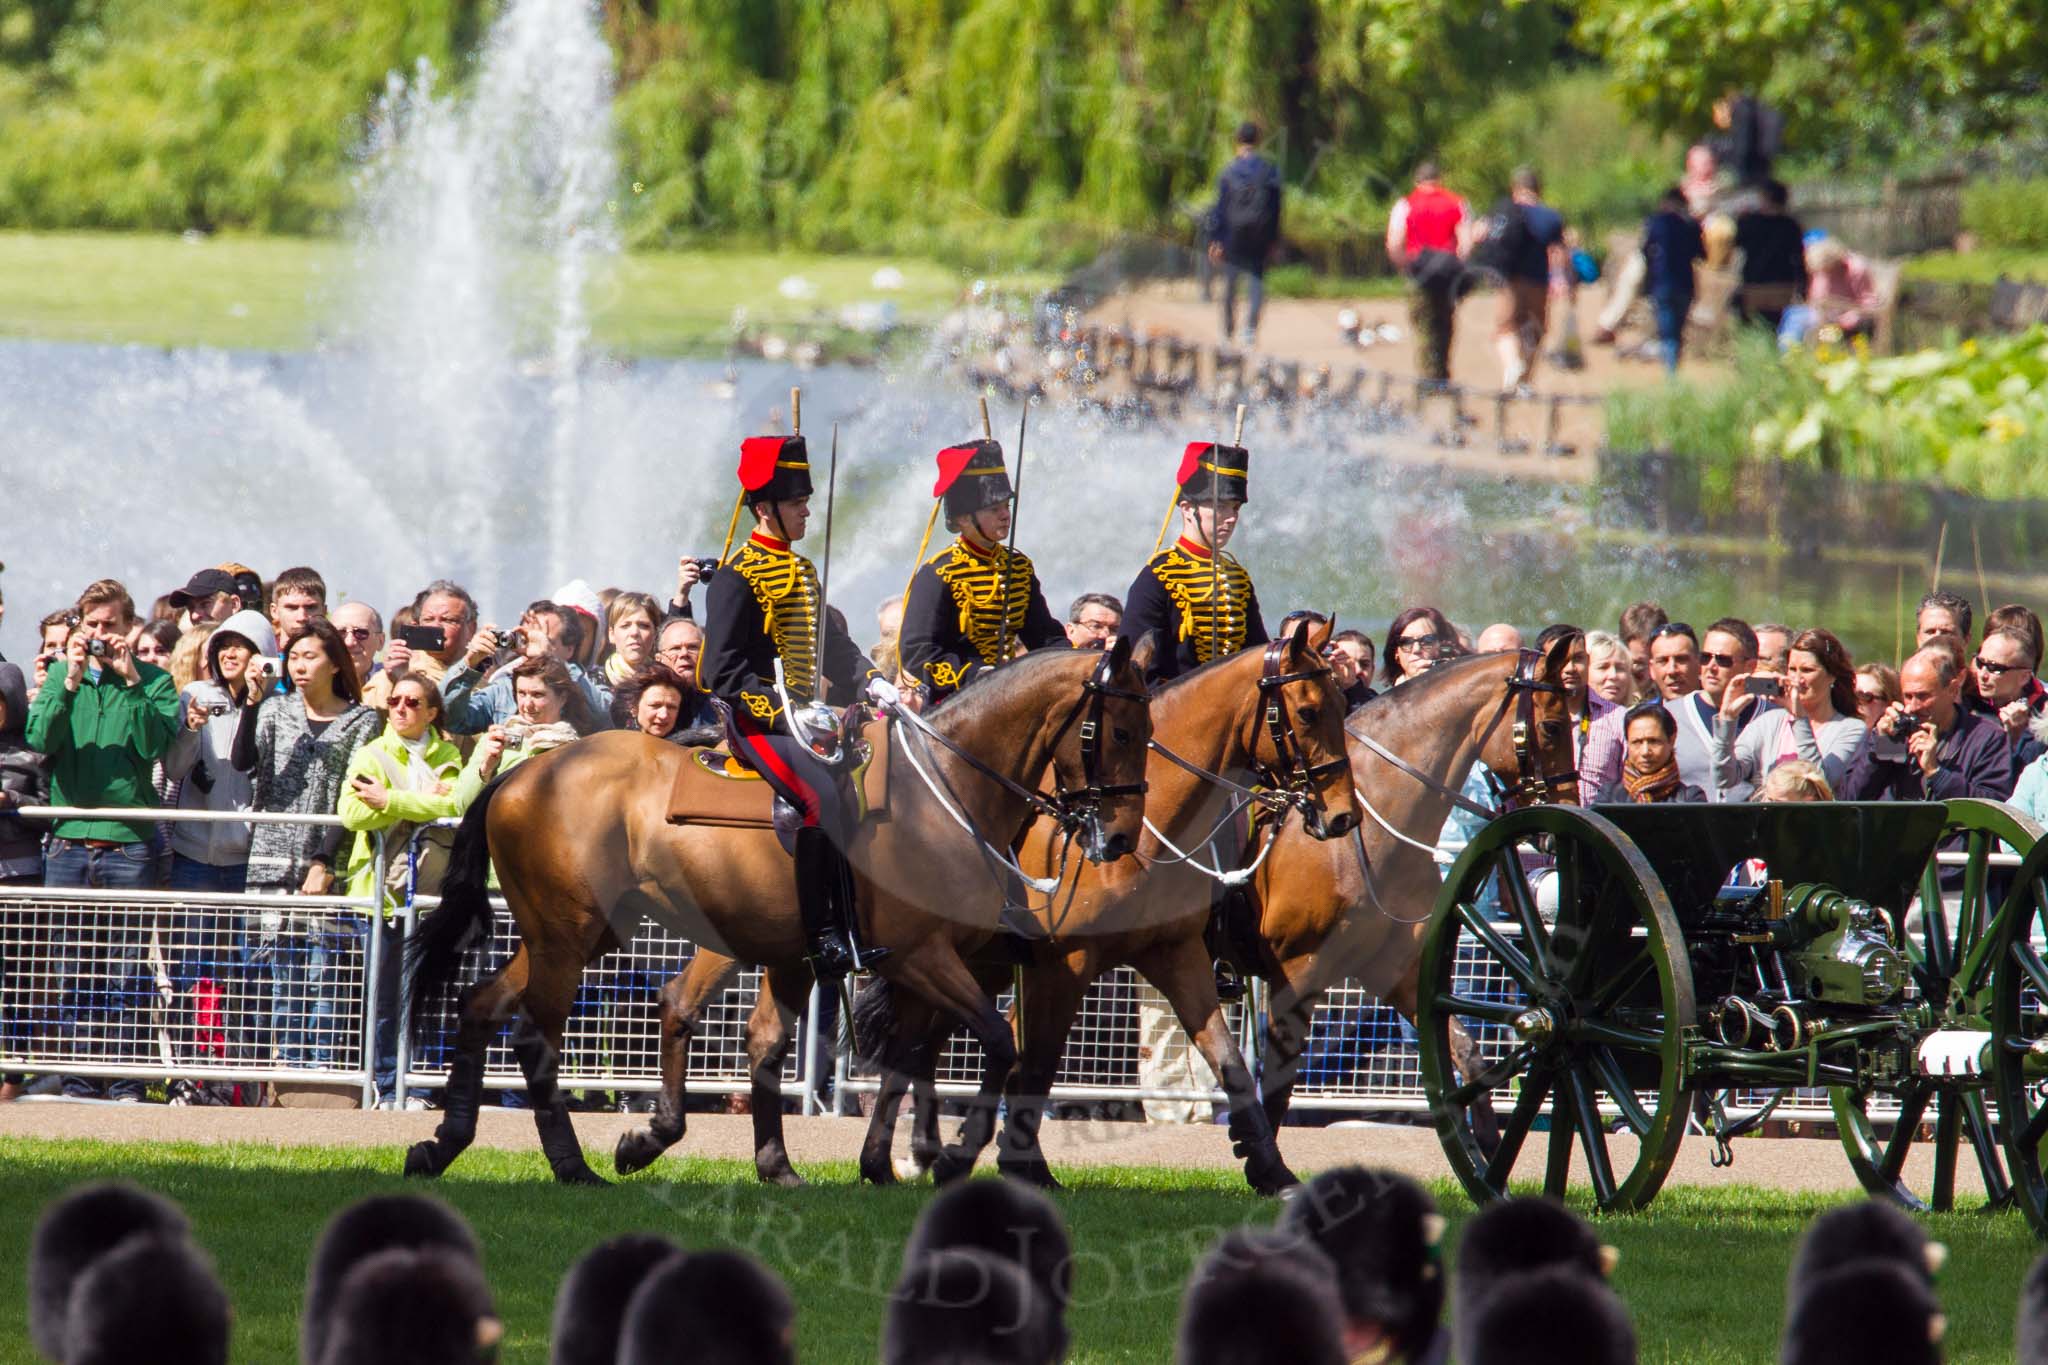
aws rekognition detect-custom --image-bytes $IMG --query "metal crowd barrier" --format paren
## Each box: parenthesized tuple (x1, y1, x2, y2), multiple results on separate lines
(8, 806, 2021, 1123)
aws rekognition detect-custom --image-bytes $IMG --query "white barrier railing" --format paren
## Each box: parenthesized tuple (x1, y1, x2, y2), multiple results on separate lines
(6, 806, 2028, 1125)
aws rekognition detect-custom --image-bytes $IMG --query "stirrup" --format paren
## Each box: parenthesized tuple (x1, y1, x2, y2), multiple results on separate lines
(1212, 959, 1247, 1003)
(808, 934, 860, 982)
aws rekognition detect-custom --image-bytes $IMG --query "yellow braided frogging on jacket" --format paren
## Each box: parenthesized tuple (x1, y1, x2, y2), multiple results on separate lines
(931, 539, 1038, 669)
(733, 537, 819, 717)
(1149, 543, 1255, 664)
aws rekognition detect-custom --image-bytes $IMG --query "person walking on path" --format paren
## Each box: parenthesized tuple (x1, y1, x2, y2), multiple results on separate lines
(1641, 186, 1706, 372)
(1481, 167, 1566, 394)
(1206, 122, 1282, 349)
(1386, 162, 1470, 385)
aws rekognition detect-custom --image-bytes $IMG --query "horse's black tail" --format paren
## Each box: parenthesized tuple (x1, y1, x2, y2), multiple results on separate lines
(850, 973, 899, 1068)
(405, 771, 508, 1036)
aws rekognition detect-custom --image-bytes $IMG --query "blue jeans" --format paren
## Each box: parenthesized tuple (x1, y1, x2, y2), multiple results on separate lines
(166, 855, 254, 1069)
(45, 839, 156, 1098)
(1221, 261, 1265, 340)
(1652, 292, 1692, 371)
(251, 901, 362, 1069)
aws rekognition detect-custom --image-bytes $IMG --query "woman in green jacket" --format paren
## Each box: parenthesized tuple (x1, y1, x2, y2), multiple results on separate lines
(338, 673, 500, 1107)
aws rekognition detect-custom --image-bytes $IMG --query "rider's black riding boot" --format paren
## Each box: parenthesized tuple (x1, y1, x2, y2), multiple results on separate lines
(794, 826, 879, 980)
(1206, 892, 1249, 1003)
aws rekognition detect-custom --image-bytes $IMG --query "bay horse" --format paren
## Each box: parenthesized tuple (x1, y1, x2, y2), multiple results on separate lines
(402, 639, 1155, 1186)
(1248, 642, 1581, 1132)
(852, 621, 1361, 1194)
(876, 642, 1580, 1186)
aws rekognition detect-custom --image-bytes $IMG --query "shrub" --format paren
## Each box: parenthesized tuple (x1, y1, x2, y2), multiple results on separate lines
(1962, 179, 2048, 253)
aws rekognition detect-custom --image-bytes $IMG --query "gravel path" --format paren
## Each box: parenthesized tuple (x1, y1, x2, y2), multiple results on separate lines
(0, 1100, 1979, 1198)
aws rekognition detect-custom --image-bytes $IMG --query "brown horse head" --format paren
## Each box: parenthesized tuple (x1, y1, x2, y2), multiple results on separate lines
(1471, 635, 1581, 805)
(975, 634, 1154, 863)
(1259, 617, 1360, 840)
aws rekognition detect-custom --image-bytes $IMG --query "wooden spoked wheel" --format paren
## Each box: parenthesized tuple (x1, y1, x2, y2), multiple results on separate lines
(1834, 799, 2040, 1212)
(1991, 835, 2048, 1238)
(1418, 805, 1694, 1213)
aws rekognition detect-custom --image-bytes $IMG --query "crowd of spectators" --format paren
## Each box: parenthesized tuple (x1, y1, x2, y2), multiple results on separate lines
(24, 1168, 1999, 1364)
(4, 551, 2043, 1109)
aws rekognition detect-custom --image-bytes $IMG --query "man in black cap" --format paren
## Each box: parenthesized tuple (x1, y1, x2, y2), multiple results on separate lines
(1121, 439, 1267, 688)
(311, 1246, 500, 1365)
(1452, 1196, 1614, 1347)
(1783, 1260, 1942, 1365)
(30, 1181, 195, 1362)
(885, 1249, 1060, 1365)
(1464, 1266, 1637, 1365)
(1179, 1229, 1347, 1365)
(899, 437, 1066, 707)
(617, 1250, 796, 1365)
(700, 428, 883, 979)
(166, 568, 246, 627)
(900, 1178, 1073, 1358)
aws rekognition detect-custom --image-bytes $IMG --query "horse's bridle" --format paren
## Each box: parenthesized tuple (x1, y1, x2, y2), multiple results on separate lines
(899, 649, 1149, 836)
(1347, 647, 1579, 817)
(1150, 639, 1351, 837)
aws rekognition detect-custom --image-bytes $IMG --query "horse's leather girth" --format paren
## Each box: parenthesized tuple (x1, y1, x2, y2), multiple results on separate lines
(664, 717, 892, 830)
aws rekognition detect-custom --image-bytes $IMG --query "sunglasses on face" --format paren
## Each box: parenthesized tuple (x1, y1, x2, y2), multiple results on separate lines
(388, 696, 428, 711)
(1700, 652, 1741, 669)
(337, 627, 375, 642)
(1396, 633, 1441, 652)
(1976, 657, 2024, 676)
(1854, 691, 1888, 706)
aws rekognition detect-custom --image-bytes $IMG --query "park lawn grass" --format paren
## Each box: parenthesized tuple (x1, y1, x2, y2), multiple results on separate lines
(0, 231, 1051, 357)
(1, 1137, 2041, 1363)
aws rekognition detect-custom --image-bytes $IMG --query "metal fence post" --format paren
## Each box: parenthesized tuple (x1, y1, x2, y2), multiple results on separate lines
(800, 982, 821, 1117)
(358, 831, 387, 1110)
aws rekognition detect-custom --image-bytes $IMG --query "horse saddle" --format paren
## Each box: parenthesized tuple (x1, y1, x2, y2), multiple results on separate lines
(665, 715, 892, 851)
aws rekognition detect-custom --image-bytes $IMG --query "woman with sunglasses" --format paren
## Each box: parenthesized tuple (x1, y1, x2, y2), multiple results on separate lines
(1380, 606, 1460, 685)
(337, 674, 495, 1108)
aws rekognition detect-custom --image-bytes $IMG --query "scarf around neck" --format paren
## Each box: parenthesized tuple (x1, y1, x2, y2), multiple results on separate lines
(1622, 755, 1682, 802)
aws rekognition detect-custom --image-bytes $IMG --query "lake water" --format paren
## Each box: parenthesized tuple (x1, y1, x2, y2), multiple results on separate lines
(0, 337, 1954, 666)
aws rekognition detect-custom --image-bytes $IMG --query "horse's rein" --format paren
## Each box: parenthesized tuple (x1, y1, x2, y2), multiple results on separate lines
(1146, 640, 1349, 823)
(1347, 648, 1577, 818)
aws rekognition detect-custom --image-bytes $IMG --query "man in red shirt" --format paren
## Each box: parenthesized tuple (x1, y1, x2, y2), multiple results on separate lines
(1385, 162, 1470, 384)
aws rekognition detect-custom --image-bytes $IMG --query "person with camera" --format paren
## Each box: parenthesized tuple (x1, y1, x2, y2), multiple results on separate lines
(337, 673, 475, 1108)
(28, 609, 72, 703)
(373, 581, 478, 706)
(1839, 645, 2016, 802)
(159, 608, 276, 1102)
(665, 553, 712, 623)
(1967, 626, 2048, 771)
(653, 617, 720, 731)
(26, 579, 181, 1100)
(1710, 628, 1866, 800)
(439, 599, 610, 735)
(231, 619, 379, 1071)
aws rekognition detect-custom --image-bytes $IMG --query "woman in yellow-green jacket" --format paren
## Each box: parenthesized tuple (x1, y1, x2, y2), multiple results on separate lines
(338, 673, 496, 1108)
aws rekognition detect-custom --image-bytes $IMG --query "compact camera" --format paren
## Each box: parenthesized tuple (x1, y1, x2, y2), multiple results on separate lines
(1894, 712, 1924, 738)
(85, 639, 109, 659)
(502, 724, 531, 748)
(693, 557, 720, 580)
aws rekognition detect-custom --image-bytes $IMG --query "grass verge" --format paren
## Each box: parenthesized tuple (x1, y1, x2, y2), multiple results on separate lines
(0, 231, 1054, 358)
(0, 1138, 2039, 1362)
(1904, 249, 2048, 286)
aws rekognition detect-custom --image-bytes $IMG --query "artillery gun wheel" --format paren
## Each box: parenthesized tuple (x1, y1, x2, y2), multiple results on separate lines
(1418, 805, 1693, 1213)
(1835, 799, 2040, 1212)
(1991, 835, 2048, 1238)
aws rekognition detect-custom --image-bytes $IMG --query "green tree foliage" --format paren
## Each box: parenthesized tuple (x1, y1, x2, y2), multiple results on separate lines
(0, 0, 1557, 264)
(1576, 0, 2048, 165)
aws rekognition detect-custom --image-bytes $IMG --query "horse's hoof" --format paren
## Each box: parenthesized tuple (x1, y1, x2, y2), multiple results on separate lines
(1245, 1146, 1300, 1197)
(893, 1154, 932, 1183)
(614, 1128, 668, 1176)
(758, 1165, 806, 1189)
(403, 1142, 443, 1179)
(859, 1154, 899, 1187)
(554, 1161, 609, 1187)
(998, 1160, 1063, 1191)
(930, 1150, 977, 1186)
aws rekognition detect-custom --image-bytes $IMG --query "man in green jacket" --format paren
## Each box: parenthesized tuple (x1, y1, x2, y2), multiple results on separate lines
(26, 578, 179, 1100)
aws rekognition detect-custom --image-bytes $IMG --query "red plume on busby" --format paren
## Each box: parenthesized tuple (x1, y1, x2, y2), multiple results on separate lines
(1176, 440, 1250, 504)
(933, 439, 1012, 521)
(737, 435, 813, 502)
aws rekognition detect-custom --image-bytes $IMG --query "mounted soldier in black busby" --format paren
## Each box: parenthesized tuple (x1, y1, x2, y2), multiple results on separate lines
(1122, 409, 1271, 995)
(899, 403, 1066, 707)
(1121, 407, 1268, 689)
(699, 391, 884, 979)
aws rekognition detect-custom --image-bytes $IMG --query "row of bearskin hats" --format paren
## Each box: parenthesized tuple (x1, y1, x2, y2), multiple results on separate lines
(727, 389, 1251, 542)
